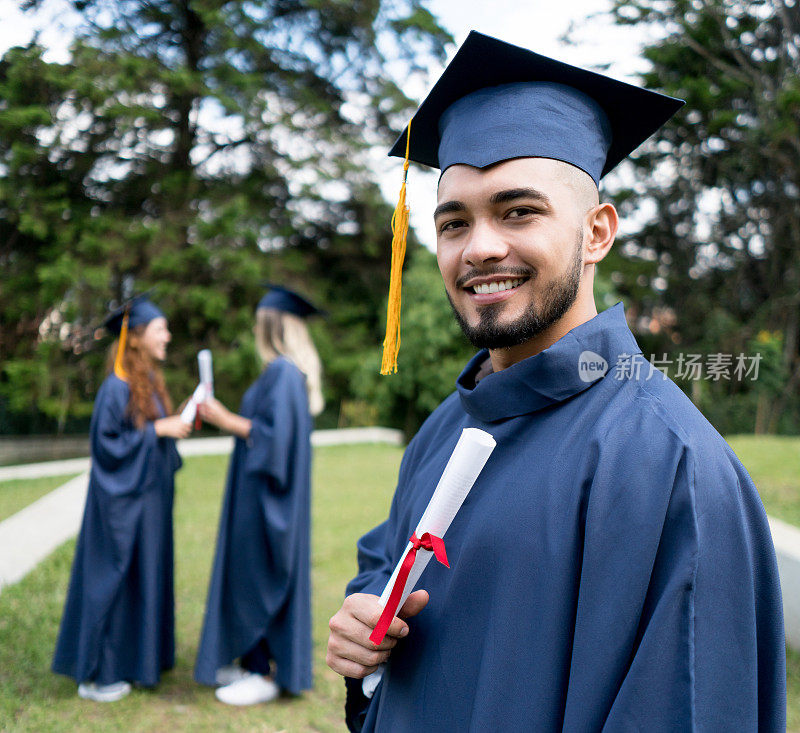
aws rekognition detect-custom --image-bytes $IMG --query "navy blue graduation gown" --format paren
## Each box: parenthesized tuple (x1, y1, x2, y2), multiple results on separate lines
(194, 357, 313, 694)
(52, 374, 181, 686)
(348, 304, 785, 732)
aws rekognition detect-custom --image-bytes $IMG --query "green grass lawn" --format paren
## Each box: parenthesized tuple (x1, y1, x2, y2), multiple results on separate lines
(727, 435, 800, 526)
(0, 475, 81, 523)
(1, 437, 799, 729)
(790, 648, 800, 732)
(0, 445, 401, 732)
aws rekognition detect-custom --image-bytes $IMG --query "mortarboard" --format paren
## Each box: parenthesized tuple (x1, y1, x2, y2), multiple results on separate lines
(102, 294, 165, 380)
(380, 31, 684, 374)
(103, 295, 164, 335)
(257, 285, 325, 318)
(388, 30, 684, 182)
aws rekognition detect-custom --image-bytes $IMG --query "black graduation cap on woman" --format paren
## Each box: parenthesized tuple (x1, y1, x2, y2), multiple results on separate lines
(379, 30, 683, 374)
(102, 293, 165, 381)
(103, 295, 165, 335)
(257, 284, 326, 318)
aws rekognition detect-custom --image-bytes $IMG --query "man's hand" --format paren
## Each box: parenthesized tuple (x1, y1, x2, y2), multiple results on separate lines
(326, 590, 429, 678)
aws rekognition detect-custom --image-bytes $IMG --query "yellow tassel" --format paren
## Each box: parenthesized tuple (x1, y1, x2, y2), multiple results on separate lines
(380, 122, 412, 375)
(114, 310, 130, 381)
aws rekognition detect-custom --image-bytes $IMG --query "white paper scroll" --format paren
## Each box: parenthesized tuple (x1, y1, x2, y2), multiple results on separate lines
(179, 350, 214, 424)
(363, 426, 496, 697)
(198, 349, 214, 398)
(179, 383, 207, 424)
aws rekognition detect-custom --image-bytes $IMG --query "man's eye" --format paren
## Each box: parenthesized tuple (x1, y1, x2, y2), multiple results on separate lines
(506, 207, 535, 219)
(439, 220, 466, 233)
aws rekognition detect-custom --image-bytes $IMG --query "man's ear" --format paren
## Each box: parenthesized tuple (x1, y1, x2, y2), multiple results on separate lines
(584, 203, 618, 265)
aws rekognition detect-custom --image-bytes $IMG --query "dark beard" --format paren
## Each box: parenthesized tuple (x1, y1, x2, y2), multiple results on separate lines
(447, 231, 583, 350)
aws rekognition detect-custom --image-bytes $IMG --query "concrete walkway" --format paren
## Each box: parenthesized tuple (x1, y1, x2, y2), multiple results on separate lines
(0, 428, 403, 482)
(0, 456, 90, 482)
(769, 516, 800, 650)
(0, 473, 90, 589)
(0, 427, 402, 593)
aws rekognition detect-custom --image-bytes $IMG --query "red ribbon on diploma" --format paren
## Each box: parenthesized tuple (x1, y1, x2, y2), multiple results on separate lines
(369, 531, 449, 646)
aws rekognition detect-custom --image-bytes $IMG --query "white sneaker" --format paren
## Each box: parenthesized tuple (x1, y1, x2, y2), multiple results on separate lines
(214, 673, 279, 706)
(77, 681, 131, 702)
(214, 664, 250, 686)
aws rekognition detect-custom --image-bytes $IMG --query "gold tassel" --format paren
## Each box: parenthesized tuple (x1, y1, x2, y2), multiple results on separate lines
(380, 121, 412, 375)
(114, 310, 130, 381)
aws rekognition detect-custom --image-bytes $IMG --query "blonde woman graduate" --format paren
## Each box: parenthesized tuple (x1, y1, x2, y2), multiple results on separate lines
(194, 285, 324, 706)
(52, 295, 192, 702)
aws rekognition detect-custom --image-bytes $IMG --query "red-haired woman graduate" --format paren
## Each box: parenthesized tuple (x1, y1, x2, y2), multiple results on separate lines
(52, 295, 191, 702)
(194, 286, 323, 706)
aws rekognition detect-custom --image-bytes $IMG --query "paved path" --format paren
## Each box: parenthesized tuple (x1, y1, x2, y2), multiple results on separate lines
(768, 516, 800, 650)
(0, 457, 90, 482)
(0, 427, 402, 593)
(0, 428, 403, 482)
(0, 473, 90, 589)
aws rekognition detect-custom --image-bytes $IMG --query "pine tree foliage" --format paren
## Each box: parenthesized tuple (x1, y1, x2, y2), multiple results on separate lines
(0, 0, 451, 432)
(607, 0, 800, 432)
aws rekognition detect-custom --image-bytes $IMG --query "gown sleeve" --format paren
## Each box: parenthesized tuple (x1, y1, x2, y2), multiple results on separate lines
(345, 436, 421, 599)
(243, 365, 307, 489)
(86, 376, 169, 573)
(678, 445, 784, 732)
(343, 512, 393, 733)
(564, 400, 785, 731)
(343, 438, 422, 733)
(90, 377, 159, 497)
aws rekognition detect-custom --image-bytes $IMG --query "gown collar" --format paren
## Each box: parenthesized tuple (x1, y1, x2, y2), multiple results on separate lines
(456, 303, 641, 422)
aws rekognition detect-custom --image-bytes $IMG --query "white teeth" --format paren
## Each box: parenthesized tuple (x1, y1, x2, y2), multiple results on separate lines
(472, 278, 524, 294)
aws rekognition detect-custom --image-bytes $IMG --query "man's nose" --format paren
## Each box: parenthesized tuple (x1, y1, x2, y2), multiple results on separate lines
(462, 222, 509, 266)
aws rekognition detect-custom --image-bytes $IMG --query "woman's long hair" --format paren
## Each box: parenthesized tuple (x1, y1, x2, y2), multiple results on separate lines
(106, 324, 173, 429)
(255, 308, 324, 416)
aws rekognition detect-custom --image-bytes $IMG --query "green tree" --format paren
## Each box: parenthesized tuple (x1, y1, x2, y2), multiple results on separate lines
(605, 0, 800, 433)
(349, 246, 474, 438)
(0, 0, 451, 433)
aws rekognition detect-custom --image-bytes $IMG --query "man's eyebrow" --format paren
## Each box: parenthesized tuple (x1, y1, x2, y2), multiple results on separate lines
(433, 200, 466, 220)
(490, 188, 551, 206)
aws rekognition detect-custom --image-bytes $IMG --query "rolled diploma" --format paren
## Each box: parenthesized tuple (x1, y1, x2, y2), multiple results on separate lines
(363, 426, 496, 697)
(179, 383, 207, 424)
(198, 349, 213, 398)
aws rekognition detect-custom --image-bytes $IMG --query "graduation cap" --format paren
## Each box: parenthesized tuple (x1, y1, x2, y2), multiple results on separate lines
(102, 293, 165, 380)
(379, 31, 684, 374)
(389, 31, 684, 182)
(257, 284, 325, 318)
(103, 295, 164, 335)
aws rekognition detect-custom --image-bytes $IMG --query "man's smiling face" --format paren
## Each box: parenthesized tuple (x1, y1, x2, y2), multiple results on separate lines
(435, 157, 596, 351)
